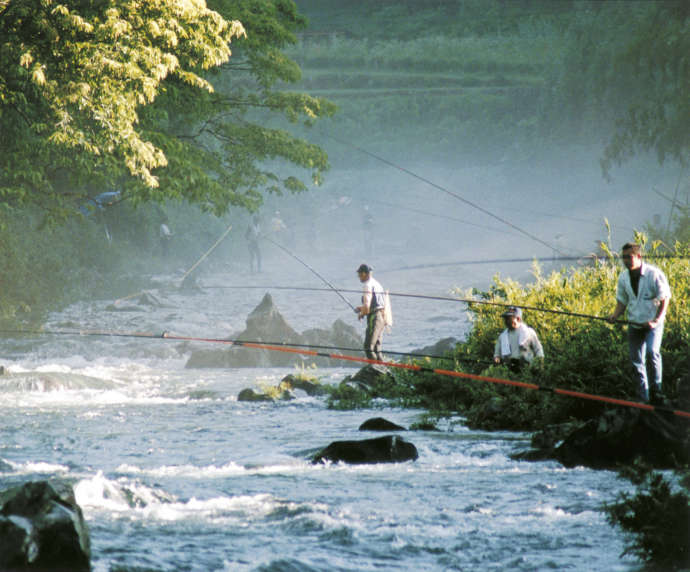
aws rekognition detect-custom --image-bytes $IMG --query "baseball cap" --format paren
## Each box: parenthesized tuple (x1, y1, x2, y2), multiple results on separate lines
(502, 306, 522, 318)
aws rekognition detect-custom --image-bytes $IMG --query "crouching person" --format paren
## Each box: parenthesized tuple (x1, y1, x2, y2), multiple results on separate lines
(493, 306, 544, 371)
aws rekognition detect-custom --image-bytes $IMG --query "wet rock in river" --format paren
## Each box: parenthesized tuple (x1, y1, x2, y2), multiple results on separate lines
(359, 417, 406, 431)
(0, 480, 90, 571)
(312, 435, 418, 465)
(186, 293, 363, 368)
(339, 364, 396, 394)
(514, 407, 690, 469)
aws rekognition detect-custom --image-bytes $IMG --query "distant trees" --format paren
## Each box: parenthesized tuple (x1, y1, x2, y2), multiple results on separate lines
(538, 1, 689, 174)
(0, 0, 334, 220)
(600, 1, 690, 175)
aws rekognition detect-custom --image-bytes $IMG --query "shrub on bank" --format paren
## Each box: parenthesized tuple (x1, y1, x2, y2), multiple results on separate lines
(605, 462, 690, 569)
(369, 238, 689, 429)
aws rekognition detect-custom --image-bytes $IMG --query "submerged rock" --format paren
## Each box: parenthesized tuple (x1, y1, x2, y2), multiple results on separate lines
(186, 293, 363, 368)
(237, 374, 326, 402)
(312, 435, 418, 465)
(0, 480, 90, 571)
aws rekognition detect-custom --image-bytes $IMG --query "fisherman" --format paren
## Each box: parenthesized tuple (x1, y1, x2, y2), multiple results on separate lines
(245, 214, 262, 273)
(355, 263, 386, 363)
(493, 306, 544, 371)
(159, 220, 173, 257)
(607, 242, 671, 403)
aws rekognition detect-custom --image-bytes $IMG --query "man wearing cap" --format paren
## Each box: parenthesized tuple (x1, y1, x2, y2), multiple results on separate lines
(356, 264, 386, 363)
(493, 306, 544, 371)
(607, 243, 671, 403)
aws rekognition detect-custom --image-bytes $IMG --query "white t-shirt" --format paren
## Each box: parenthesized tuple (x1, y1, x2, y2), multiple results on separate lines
(361, 276, 385, 312)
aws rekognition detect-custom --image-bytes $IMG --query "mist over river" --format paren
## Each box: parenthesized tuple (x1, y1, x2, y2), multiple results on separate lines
(0, 259, 640, 571)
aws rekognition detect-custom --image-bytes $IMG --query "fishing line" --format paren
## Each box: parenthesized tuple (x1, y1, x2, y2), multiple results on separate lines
(3, 327, 688, 420)
(323, 132, 565, 256)
(261, 235, 357, 312)
(366, 198, 521, 237)
(200, 283, 633, 325)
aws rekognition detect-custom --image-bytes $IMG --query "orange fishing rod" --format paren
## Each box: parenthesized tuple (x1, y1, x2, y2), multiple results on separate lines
(6, 327, 687, 420)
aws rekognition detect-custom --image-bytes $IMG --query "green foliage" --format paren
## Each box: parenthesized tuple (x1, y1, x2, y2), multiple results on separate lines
(0, 0, 244, 210)
(605, 462, 690, 568)
(454, 240, 689, 428)
(0, 0, 335, 219)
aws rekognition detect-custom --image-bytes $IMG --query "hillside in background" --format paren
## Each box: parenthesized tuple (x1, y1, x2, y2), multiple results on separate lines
(259, 0, 686, 269)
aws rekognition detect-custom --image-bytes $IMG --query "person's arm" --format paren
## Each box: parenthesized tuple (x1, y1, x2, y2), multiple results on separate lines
(648, 297, 669, 329)
(607, 300, 626, 323)
(357, 287, 372, 319)
(493, 337, 502, 364)
(532, 332, 544, 360)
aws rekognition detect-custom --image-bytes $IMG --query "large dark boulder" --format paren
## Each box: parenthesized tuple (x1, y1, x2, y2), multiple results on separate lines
(0, 480, 90, 571)
(186, 294, 363, 368)
(514, 408, 690, 469)
(312, 435, 418, 465)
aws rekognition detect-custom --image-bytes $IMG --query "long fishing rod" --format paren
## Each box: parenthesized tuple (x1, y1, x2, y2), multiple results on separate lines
(113, 224, 234, 305)
(179, 224, 233, 284)
(0, 328, 489, 366)
(201, 283, 633, 325)
(4, 327, 688, 420)
(324, 132, 564, 256)
(262, 235, 357, 312)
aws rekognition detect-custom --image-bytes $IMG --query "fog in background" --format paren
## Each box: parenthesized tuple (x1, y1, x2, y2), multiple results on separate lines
(224, 148, 676, 299)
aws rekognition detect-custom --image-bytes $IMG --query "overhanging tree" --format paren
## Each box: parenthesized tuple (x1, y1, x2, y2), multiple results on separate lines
(0, 0, 335, 220)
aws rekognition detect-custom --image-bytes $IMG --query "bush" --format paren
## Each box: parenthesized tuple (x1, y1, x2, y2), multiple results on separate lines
(605, 462, 690, 568)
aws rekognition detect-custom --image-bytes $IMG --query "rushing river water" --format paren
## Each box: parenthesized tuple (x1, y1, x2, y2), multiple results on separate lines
(0, 260, 640, 571)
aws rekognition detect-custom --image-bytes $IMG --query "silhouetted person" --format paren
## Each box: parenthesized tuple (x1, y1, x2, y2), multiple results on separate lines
(159, 221, 172, 257)
(245, 214, 262, 273)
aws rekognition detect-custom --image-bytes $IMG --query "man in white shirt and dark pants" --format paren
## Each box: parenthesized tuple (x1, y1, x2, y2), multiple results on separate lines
(356, 264, 386, 363)
(607, 242, 671, 403)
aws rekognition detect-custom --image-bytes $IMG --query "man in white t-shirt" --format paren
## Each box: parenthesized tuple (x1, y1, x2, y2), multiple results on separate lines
(607, 243, 671, 403)
(493, 306, 544, 371)
(355, 264, 386, 362)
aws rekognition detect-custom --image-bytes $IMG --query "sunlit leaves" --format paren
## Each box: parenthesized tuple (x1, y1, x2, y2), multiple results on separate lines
(1, 0, 333, 219)
(0, 0, 245, 208)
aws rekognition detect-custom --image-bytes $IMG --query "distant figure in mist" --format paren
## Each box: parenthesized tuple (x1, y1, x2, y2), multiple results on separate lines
(245, 214, 262, 273)
(607, 242, 671, 403)
(159, 221, 173, 257)
(362, 206, 374, 256)
(493, 306, 544, 372)
(355, 264, 387, 363)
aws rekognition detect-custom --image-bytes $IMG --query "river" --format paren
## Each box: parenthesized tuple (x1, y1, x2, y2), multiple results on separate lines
(0, 259, 640, 571)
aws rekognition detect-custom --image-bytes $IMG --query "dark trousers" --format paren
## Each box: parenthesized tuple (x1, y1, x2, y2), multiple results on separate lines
(364, 310, 385, 362)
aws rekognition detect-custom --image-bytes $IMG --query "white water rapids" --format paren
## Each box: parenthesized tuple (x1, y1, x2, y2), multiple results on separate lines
(0, 261, 640, 571)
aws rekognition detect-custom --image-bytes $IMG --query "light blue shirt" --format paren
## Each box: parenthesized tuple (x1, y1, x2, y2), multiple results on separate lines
(616, 262, 671, 324)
